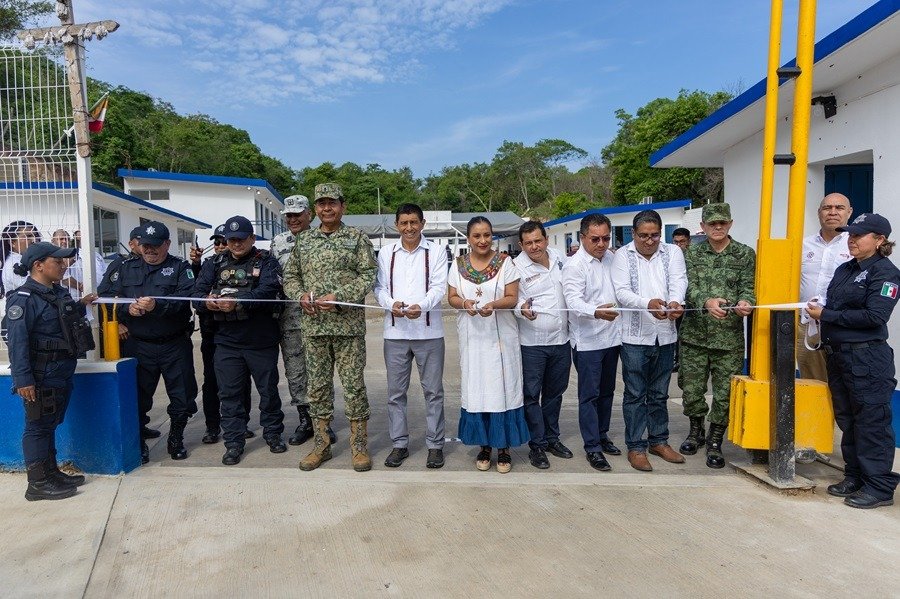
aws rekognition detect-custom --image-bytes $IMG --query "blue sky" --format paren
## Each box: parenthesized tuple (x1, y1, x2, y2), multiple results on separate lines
(70, 0, 873, 179)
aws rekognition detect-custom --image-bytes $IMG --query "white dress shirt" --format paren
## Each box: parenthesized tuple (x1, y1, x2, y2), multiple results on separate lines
(561, 246, 621, 351)
(2, 251, 25, 295)
(800, 231, 851, 304)
(611, 241, 687, 346)
(374, 236, 447, 340)
(513, 248, 569, 347)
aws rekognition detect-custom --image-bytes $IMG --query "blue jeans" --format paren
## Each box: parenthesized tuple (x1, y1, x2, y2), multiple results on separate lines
(620, 342, 674, 452)
(522, 343, 571, 450)
(573, 346, 620, 453)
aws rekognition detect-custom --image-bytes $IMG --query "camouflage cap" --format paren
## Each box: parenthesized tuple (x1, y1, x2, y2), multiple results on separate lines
(702, 202, 732, 223)
(281, 194, 310, 214)
(314, 183, 344, 202)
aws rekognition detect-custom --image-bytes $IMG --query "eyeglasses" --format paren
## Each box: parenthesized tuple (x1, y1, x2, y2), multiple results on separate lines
(586, 235, 611, 244)
(213, 239, 226, 246)
(635, 233, 661, 241)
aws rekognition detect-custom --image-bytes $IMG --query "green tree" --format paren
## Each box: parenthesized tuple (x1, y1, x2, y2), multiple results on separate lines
(552, 191, 590, 219)
(601, 89, 732, 205)
(0, 0, 52, 40)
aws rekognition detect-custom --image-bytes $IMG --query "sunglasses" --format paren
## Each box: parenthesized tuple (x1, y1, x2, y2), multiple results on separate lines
(586, 235, 611, 244)
(213, 239, 226, 246)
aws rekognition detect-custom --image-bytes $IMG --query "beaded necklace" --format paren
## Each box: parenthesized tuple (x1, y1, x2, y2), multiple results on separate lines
(457, 252, 503, 285)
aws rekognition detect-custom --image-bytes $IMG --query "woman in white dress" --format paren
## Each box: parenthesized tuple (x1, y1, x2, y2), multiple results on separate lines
(447, 216, 529, 473)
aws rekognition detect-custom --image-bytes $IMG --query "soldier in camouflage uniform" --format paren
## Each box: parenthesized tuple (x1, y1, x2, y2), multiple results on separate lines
(270, 195, 337, 447)
(283, 183, 377, 472)
(678, 202, 756, 469)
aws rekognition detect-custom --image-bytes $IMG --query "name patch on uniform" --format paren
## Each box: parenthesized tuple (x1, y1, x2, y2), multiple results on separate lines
(6, 305, 23, 320)
(881, 282, 898, 299)
(161, 267, 175, 276)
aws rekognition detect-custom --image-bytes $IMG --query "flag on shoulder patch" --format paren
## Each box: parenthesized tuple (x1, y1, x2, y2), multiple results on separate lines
(881, 282, 898, 299)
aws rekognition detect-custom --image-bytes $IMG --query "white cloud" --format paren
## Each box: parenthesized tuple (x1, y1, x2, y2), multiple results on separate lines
(81, 0, 514, 106)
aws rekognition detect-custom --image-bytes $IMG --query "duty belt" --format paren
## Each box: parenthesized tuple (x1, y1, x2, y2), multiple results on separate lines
(823, 339, 885, 355)
(132, 330, 188, 344)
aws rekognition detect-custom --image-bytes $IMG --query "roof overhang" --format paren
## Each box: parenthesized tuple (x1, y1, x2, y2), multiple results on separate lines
(118, 168, 284, 204)
(651, 0, 900, 168)
(542, 199, 692, 229)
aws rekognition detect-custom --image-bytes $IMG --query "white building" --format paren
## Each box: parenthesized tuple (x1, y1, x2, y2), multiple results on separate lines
(118, 169, 285, 243)
(651, 1, 900, 437)
(0, 182, 209, 260)
(543, 199, 692, 256)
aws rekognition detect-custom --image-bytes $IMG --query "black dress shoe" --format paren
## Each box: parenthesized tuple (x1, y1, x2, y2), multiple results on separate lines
(529, 448, 550, 469)
(140, 440, 150, 465)
(844, 492, 894, 509)
(426, 449, 445, 469)
(384, 447, 409, 468)
(202, 430, 220, 444)
(586, 452, 611, 471)
(222, 447, 244, 465)
(244, 430, 256, 439)
(599, 439, 622, 456)
(547, 440, 574, 459)
(827, 478, 863, 497)
(141, 426, 161, 439)
(265, 435, 287, 453)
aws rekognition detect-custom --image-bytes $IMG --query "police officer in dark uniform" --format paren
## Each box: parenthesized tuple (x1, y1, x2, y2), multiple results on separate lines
(807, 213, 900, 509)
(192, 215, 286, 465)
(103, 221, 198, 464)
(97, 226, 142, 296)
(3, 242, 96, 500)
(189, 224, 252, 444)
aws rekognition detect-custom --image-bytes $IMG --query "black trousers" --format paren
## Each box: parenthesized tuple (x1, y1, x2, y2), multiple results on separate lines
(22, 385, 71, 466)
(215, 344, 284, 449)
(200, 329, 250, 432)
(827, 343, 900, 501)
(134, 336, 198, 425)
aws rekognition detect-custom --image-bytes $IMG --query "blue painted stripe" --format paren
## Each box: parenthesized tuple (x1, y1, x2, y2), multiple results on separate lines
(542, 199, 692, 228)
(117, 169, 284, 204)
(0, 181, 76, 189)
(650, 0, 900, 166)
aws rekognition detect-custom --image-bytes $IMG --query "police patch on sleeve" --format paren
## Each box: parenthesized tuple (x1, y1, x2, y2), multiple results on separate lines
(6, 305, 23, 320)
(186, 269, 194, 279)
(881, 282, 898, 299)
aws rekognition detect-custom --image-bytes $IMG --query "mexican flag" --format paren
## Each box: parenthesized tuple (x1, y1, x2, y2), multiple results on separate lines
(88, 94, 109, 133)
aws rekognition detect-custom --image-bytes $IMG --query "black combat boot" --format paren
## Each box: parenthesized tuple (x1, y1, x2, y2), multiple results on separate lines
(167, 418, 188, 460)
(25, 462, 77, 501)
(706, 423, 727, 469)
(140, 440, 150, 464)
(45, 458, 85, 487)
(679, 416, 706, 455)
(289, 405, 314, 446)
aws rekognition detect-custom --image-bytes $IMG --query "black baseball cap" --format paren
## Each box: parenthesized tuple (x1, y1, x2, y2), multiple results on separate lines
(838, 213, 891, 237)
(138, 221, 170, 246)
(209, 224, 226, 240)
(19, 242, 77, 271)
(223, 216, 254, 240)
(129, 226, 142, 241)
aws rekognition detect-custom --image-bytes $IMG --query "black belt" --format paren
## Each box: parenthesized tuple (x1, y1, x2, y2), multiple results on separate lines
(132, 331, 187, 344)
(823, 340, 885, 355)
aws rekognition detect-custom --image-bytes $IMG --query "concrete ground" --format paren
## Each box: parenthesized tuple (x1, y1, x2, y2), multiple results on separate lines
(1, 313, 898, 598)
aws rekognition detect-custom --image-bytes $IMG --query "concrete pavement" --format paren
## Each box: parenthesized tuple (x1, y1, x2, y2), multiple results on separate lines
(1, 314, 898, 597)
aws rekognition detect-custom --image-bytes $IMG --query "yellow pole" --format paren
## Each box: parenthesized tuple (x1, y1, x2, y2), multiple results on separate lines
(785, 0, 818, 302)
(102, 303, 120, 361)
(757, 0, 783, 243)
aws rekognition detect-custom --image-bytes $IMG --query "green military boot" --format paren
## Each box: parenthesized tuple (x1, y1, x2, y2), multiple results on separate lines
(679, 416, 706, 455)
(706, 423, 727, 469)
(349, 420, 372, 472)
(299, 418, 332, 471)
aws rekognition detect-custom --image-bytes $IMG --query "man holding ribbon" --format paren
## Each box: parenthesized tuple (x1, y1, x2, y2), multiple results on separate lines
(102, 221, 197, 464)
(283, 183, 378, 472)
(678, 202, 756, 469)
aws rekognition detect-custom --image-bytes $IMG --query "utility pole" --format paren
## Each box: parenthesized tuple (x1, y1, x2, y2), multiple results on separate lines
(18, 0, 119, 355)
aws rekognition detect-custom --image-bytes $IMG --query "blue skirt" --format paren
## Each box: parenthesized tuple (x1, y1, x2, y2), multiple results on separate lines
(457, 407, 530, 448)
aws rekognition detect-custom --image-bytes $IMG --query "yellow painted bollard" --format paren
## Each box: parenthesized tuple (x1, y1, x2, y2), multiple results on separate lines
(102, 302, 120, 361)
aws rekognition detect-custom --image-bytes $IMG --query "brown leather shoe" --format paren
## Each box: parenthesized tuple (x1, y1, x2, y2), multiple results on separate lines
(628, 450, 652, 472)
(649, 443, 686, 464)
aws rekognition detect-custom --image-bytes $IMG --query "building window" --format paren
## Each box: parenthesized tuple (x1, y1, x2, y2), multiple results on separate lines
(131, 189, 170, 201)
(92, 206, 119, 257)
(177, 228, 193, 246)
